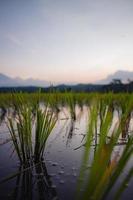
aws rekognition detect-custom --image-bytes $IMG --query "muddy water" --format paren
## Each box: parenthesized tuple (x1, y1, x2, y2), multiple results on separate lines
(0, 106, 133, 200)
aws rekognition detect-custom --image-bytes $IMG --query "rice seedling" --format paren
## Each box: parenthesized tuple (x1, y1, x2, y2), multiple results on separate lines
(112, 167, 133, 199)
(6, 92, 58, 164)
(76, 97, 133, 200)
(0, 91, 133, 199)
(65, 92, 77, 120)
(7, 101, 33, 164)
(34, 101, 57, 162)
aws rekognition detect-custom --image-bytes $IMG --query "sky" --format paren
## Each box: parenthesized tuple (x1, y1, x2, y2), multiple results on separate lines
(0, 0, 133, 83)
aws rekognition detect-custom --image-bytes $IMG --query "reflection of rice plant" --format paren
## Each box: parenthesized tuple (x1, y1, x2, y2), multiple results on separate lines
(0, 161, 58, 200)
(7, 93, 57, 164)
(0, 106, 7, 124)
(77, 98, 133, 200)
(1, 92, 133, 199)
(66, 119, 75, 146)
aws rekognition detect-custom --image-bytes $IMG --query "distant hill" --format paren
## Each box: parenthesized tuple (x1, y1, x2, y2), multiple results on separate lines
(97, 70, 133, 84)
(0, 73, 17, 86)
(0, 70, 133, 87)
(0, 73, 77, 87)
(0, 73, 51, 87)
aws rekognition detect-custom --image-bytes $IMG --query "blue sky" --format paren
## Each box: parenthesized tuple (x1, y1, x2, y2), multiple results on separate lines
(0, 0, 133, 83)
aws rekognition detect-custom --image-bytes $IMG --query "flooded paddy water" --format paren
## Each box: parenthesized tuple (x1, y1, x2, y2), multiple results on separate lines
(0, 103, 133, 200)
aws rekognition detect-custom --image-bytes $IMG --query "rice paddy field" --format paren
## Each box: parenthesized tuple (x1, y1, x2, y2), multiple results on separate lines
(0, 92, 133, 200)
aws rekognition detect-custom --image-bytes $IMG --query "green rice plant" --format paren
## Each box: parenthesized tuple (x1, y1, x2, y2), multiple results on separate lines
(77, 97, 133, 200)
(34, 103, 57, 162)
(1, 92, 133, 112)
(7, 99, 33, 164)
(65, 92, 77, 120)
(76, 100, 98, 195)
(113, 167, 133, 199)
(48, 91, 61, 116)
(102, 134, 133, 200)
(7, 92, 57, 164)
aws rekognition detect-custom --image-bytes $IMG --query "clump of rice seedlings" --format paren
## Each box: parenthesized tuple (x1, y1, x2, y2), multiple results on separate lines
(7, 92, 57, 164)
(120, 96, 133, 139)
(34, 101, 57, 162)
(77, 98, 133, 200)
(48, 91, 61, 118)
(65, 92, 77, 120)
(7, 102, 33, 164)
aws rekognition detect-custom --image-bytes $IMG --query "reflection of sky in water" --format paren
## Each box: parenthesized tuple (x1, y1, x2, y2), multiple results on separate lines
(0, 106, 133, 199)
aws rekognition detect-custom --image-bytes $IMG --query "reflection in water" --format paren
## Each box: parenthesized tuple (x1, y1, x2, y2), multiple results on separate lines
(66, 120, 75, 146)
(34, 162, 57, 200)
(0, 105, 133, 200)
(1, 162, 58, 200)
(0, 107, 7, 125)
(76, 104, 133, 200)
(65, 105, 84, 147)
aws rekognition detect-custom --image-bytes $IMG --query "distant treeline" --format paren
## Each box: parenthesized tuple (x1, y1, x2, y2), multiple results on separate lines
(0, 82, 133, 93)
